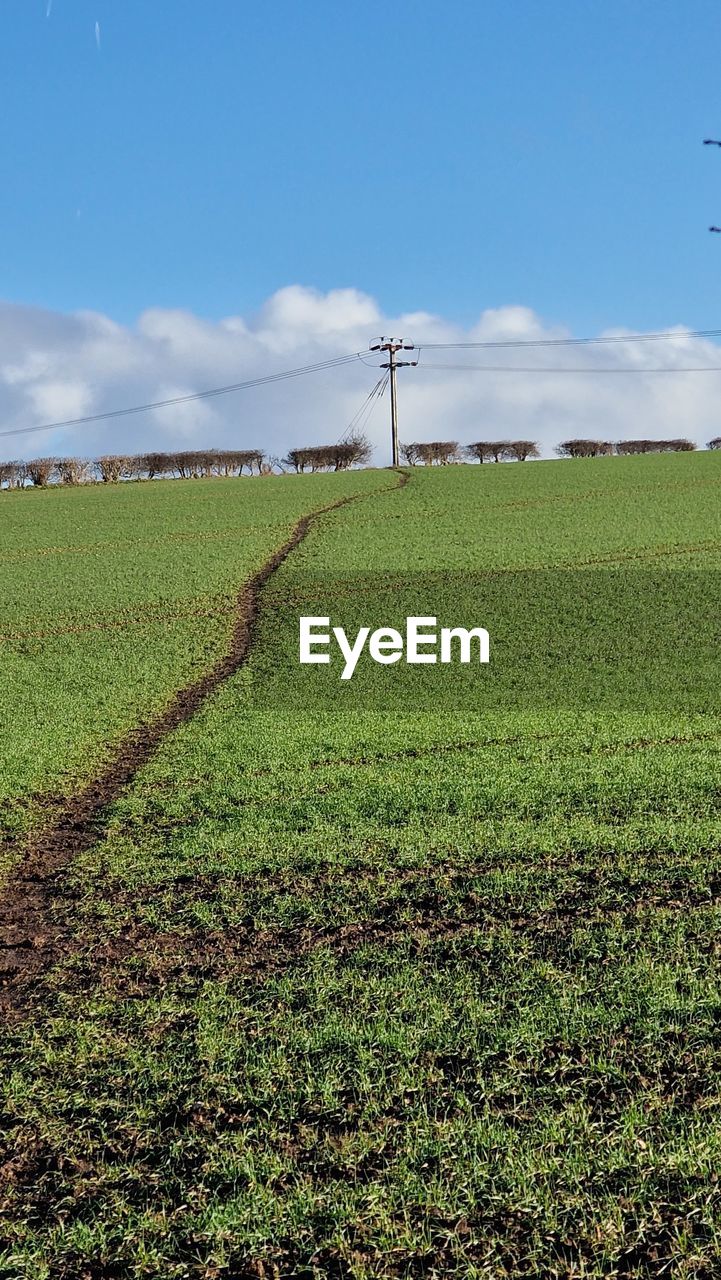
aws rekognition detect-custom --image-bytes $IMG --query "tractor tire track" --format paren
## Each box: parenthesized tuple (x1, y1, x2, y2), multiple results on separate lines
(65, 867, 721, 1008)
(14, 841, 721, 1012)
(232, 726, 721, 788)
(0, 471, 409, 1017)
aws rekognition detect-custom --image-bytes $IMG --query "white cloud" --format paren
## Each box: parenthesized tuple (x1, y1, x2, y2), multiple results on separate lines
(150, 386, 219, 440)
(1, 286, 720, 464)
(28, 379, 93, 424)
(255, 286, 381, 346)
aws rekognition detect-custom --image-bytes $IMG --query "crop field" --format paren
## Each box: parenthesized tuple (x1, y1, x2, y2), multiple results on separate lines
(2, 451, 721, 1279)
(0, 469, 386, 855)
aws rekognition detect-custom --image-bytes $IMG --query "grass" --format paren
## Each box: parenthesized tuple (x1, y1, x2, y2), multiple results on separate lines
(2, 453, 721, 1278)
(0, 469, 387, 849)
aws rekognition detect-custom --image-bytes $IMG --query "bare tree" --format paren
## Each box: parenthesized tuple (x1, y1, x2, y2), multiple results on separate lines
(26, 458, 56, 487)
(556, 439, 613, 458)
(11, 461, 28, 488)
(0, 461, 19, 488)
(267, 455, 288, 473)
(97, 455, 131, 483)
(282, 439, 368, 473)
(340, 432, 372, 469)
(174, 451, 198, 479)
(310, 446, 334, 471)
(487, 441, 513, 462)
(465, 442, 494, 463)
(237, 449, 264, 474)
(616, 439, 696, 455)
(467, 440, 536, 462)
(140, 452, 174, 479)
(616, 440, 650, 455)
(212, 449, 264, 475)
(400, 442, 421, 465)
(284, 448, 308, 473)
(410, 441, 459, 465)
(123, 456, 144, 480)
(432, 441, 459, 464)
(214, 450, 236, 477)
(56, 458, 92, 485)
(507, 441, 540, 462)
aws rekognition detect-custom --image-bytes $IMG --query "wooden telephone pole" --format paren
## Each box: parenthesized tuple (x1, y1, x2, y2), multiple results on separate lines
(369, 337, 417, 466)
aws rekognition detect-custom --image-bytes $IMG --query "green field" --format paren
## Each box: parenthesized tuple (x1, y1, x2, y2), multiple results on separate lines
(2, 452, 721, 1278)
(0, 469, 386, 852)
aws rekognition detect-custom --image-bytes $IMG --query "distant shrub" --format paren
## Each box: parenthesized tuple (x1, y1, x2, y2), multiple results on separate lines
(507, 441, 540, 462)
(556, 440, 613, 458)
(466, 440, 539, 462)
(97, 455, 131, 483)
(122, 456, 144, 480)
(285, 447, 318, 473)
(400, 441, 459, 465)
(215, 449, 264, 476)
(174, 451, 209, 479)
(465, 442, 497, 463)
(709, 437, 721, 450)
(56, 458, 92, 485)
(616, 440, 651, 455)
(139, 451, 174, 479)
(486, 441, 513, 463)
(616, 439, 696, 454)
(341, 434, 373, 469)
(0, 460, 24, 489)
(400, 442, 421, 465)
(284, 434, 370, 473)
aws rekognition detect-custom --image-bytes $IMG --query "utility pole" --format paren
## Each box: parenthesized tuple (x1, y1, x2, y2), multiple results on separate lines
(703, 140, 721, 231)
(369, 337, 417, 466)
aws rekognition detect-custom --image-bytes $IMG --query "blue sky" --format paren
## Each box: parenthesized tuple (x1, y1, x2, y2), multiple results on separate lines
(3, 0, 721, 331)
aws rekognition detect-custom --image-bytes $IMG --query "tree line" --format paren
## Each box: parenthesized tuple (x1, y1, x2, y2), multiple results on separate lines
(282, 437, 371, 472)
(1, 431, 719, 489)
(0, 434, 376, 490)
(400, 437, 720, 464)
(401, 440, 539, 464)
(556, 438, 699, 457)
(0, 449, 266, 489)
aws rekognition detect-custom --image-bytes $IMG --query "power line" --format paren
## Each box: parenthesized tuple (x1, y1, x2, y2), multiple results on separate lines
(6, 326, 721, 446)
(414, 328, 721, 352)
(354, 374, 389, 433)
(337, 374, 388, 445)
(415, 363, 721, 374)
(348, 374, 389, 444)
(0, 351, 367, 441)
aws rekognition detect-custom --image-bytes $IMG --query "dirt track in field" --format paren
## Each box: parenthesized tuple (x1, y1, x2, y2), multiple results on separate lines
(0, 472, 409, 1018)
